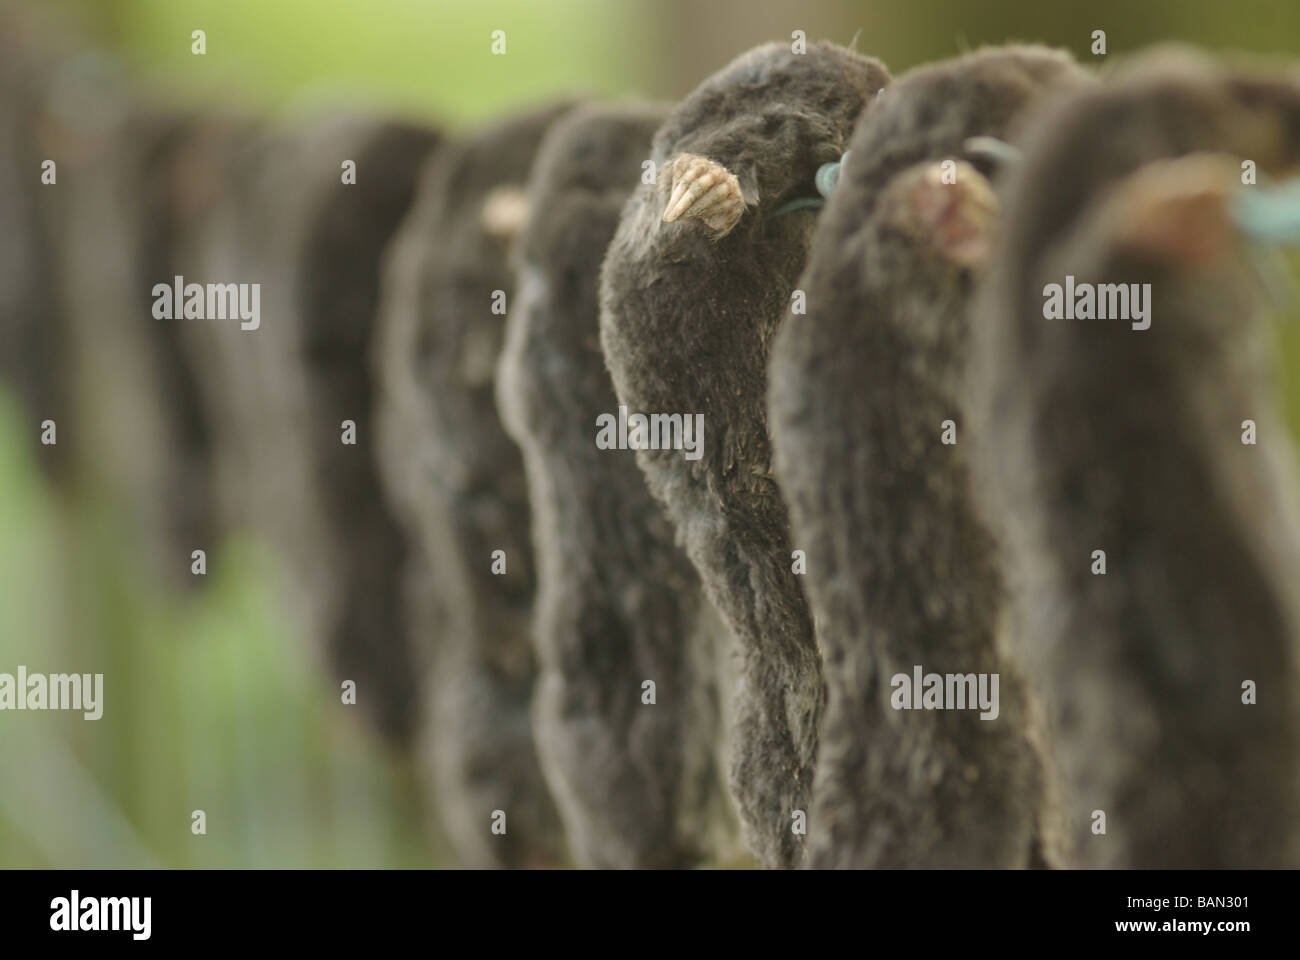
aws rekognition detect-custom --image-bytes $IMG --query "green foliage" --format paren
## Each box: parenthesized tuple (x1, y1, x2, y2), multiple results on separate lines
(0, 389, 440, 867)
(84, 0, 656, 127)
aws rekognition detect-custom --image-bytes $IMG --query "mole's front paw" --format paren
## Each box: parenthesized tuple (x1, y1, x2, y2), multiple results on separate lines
(888, 159, 998, 268)
(1115, 153, 1238, 265)
(481, 184, 531, 241)
(662, 153, 746, 236)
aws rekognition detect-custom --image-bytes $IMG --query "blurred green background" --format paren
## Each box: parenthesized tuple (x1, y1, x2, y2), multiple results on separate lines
(3, 0, 1300, 868)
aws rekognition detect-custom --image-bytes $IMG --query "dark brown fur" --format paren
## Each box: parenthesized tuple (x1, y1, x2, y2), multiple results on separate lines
(497, 102, 741, 867)
(179, 116, 436, 744)
(972, 48, 1300, 867)
(373, 104, 575, 868)
(768, 46, 1092, 868)
(599, 42, 890, 867)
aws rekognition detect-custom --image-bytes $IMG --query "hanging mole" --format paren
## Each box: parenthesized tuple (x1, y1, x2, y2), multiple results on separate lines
(0, 6, 243, 589)
(373, 102, 576, 868)
(59, 103, 251, 593)
(0, 7, 112, 490)
(177, 115, 437, 745)
(766, 46, 1093, 869)
(599, 41, 890, 868)
(970, 47, 1300, 867)
(496, 101, 743, 868)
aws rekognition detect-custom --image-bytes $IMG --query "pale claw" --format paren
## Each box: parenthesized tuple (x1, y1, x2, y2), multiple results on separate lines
(662, 153, 745, 236)
(891, 159, 999, 268)
(481, 185, 531, 240)
(1116, 153, 1238, 265)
